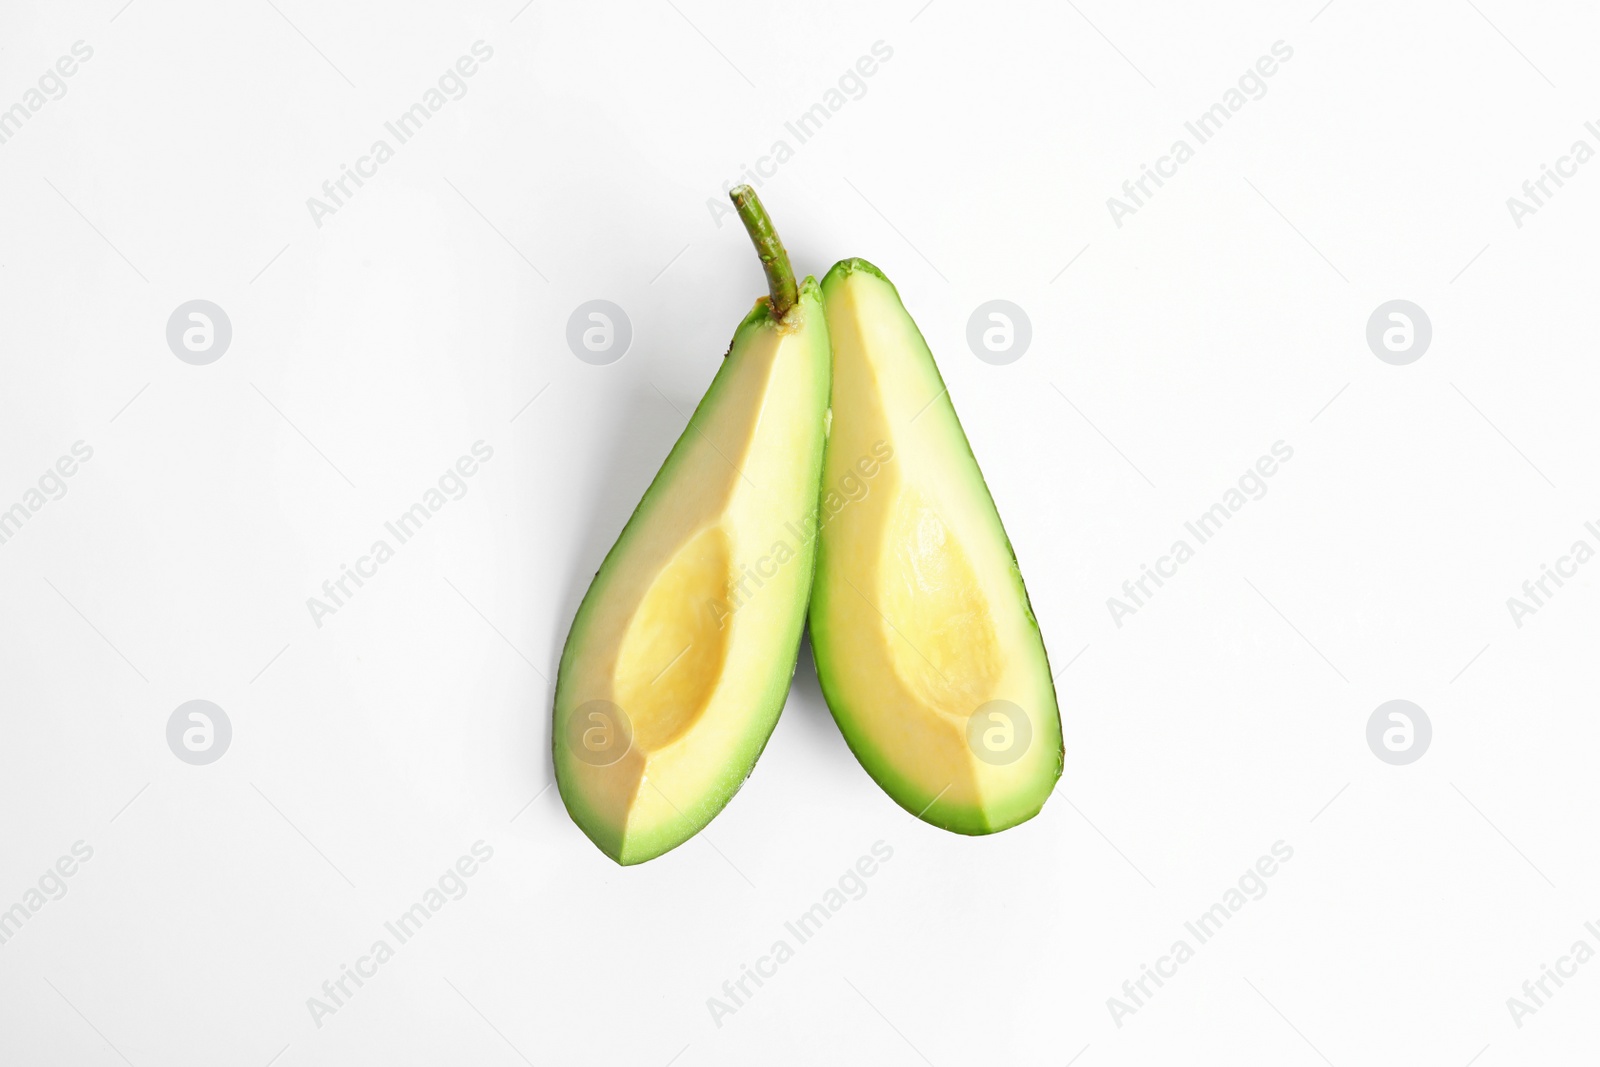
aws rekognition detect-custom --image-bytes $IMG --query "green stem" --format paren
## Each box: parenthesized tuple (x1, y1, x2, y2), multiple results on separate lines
(730, 185, 798, 319)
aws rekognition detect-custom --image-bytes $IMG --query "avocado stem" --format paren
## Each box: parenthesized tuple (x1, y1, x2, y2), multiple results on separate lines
(730, 185, 798, 319)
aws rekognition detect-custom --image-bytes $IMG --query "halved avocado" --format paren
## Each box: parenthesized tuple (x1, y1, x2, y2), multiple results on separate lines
(808, 259, 1062, 834)
(553, 191, 830, 865)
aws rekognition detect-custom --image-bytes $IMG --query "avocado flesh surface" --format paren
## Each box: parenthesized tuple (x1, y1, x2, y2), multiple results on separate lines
(554, 279, 831, 865)
(810, 259, 1062, 834)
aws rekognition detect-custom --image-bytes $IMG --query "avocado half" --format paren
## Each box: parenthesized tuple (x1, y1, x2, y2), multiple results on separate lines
(808, 258, 1063, 834)
(553, 199, 831, 865)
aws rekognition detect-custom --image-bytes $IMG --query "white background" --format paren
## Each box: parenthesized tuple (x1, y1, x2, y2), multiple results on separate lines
(1, 0, 1596, 1064)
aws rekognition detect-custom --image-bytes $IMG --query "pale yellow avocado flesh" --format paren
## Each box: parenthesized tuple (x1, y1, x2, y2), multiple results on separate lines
(809, 260, 1062, 834)
(554, 283, 830, 864)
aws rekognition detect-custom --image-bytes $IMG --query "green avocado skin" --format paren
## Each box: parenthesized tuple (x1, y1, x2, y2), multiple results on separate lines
(553, 277, 832, 866)
(808, 258, 1063, 836)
